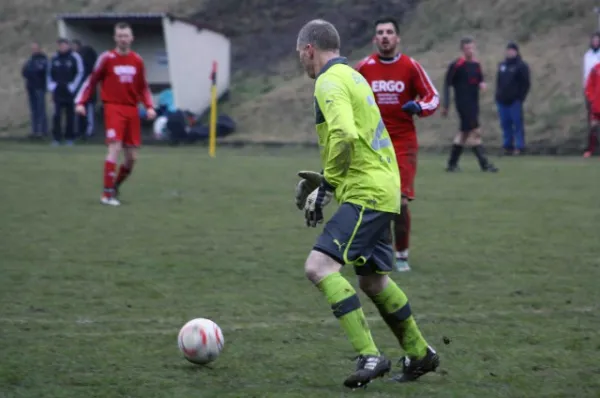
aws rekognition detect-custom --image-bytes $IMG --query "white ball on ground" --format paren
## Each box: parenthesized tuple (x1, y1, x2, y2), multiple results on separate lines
(178, 318, 225, 365)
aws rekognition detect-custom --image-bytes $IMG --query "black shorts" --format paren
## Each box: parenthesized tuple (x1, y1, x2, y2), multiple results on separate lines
(457, 107, 480, 133)
(313, 202, 395, 276)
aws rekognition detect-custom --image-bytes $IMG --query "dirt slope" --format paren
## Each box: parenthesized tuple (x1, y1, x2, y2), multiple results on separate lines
(229, 0, 597, 151)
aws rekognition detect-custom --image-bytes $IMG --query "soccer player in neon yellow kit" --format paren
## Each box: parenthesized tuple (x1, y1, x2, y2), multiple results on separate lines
(294, 20, 440, 389)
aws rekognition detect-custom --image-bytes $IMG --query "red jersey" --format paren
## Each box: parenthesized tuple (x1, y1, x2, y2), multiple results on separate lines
(75, 50, 153, 109)
(586, 63, 600, 114)
(356, 53, 439, 141)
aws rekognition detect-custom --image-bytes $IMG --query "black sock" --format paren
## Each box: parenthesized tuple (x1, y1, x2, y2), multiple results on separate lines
(448, 144, 463, 167)
(472, 145, 489, 169)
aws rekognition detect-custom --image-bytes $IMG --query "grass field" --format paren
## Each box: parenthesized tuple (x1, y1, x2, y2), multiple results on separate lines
(1, 143, 599, 398)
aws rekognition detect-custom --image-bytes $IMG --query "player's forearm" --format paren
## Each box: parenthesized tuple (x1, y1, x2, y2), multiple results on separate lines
(74, 77, 93, 105)
(323, 130, 356, 187)
(418, 94, 440, 117)
(141, 85, 153, 109)
(442, 84, 451, 109)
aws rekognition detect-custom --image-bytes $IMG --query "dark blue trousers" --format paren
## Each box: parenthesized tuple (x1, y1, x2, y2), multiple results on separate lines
(52, 100, 75, 142)
(497, 101, 525, 150)
(27, 88, 48, 135)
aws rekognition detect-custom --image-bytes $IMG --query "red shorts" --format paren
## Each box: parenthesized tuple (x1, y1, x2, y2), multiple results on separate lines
(591, 113, 600, 124)
(394, 140, 418, 200)
(104, 104, 141, 147)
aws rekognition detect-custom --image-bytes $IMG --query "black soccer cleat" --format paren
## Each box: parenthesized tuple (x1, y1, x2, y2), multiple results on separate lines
(445, 165, 461, 172)
(343, 354, 392, 389)
(391, 346, 439, 383)
(113, 184, 121, 199)
(482, 163, 499, 173)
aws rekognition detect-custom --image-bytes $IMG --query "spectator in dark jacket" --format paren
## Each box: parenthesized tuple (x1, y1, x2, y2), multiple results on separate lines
(495, 41, 530, 155)
(48, 38, 84, 146)
(22, 42, 48, 137)
(72, 39, 98, 137)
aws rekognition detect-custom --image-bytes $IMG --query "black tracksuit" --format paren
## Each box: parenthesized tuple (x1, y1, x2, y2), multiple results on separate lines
(48, 50, 84, 142)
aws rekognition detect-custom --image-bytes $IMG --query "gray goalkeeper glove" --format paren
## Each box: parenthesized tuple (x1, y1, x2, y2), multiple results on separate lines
(294, 170, 323, 210)
(304, 179, 334, 227)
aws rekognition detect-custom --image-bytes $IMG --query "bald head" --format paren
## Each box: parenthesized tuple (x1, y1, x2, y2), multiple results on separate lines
(297, 19, 340, 51)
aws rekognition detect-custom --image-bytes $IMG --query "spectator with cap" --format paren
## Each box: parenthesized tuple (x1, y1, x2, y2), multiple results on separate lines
(48, 38, 84, 146)
(495, 41, 530, 156)
(583, 32, 600, 158)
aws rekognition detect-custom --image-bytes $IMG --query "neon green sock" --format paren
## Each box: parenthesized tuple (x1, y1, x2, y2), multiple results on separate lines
(317, 272, 379, 356)
(370, 279, 428, 359)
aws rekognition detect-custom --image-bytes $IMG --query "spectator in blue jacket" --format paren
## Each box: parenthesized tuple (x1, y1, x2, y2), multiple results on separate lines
(495, 41, 530, 155)
(47, 38, 84, 146)
(22, 42, 48, 137)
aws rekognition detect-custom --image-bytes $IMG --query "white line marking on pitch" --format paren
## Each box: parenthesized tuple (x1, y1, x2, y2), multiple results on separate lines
(0, 306, 595, 337)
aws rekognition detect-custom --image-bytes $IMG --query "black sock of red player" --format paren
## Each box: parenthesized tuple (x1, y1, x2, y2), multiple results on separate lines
(472, 145, 489, 169)
(103, 160, 116, 196)
(448, 144, 463, 167)
(115, 161, 135, 187)
(587, 127, 598, 153)
(394, 205, 410, 254)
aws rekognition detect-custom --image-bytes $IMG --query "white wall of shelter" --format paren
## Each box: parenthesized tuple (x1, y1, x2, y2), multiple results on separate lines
(56, 12, 231, 115)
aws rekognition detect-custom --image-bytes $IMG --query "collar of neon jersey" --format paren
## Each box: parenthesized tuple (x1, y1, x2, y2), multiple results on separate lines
(317, 57, 348, 77)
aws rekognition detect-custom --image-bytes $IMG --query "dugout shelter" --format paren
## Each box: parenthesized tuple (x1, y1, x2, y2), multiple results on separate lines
(56, 12, 231, 116)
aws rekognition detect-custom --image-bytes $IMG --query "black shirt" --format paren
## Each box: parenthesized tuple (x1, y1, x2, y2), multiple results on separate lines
(443, 57, 483, 112)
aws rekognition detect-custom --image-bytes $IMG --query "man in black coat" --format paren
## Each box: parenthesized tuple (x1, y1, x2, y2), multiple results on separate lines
(495, 41, 530, 155)
(22, 41, 48, 137)
(47, 38, 84, 146)
(72, 39, 98, 137)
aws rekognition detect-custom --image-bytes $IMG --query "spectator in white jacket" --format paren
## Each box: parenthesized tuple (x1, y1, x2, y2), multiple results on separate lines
(583, 32, 600, 157)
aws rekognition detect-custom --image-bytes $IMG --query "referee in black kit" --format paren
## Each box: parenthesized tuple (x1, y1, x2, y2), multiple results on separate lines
(442, 36, 498, 172)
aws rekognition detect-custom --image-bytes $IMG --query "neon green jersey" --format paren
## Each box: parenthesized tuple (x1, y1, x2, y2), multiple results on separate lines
(314, 57, 401, 214)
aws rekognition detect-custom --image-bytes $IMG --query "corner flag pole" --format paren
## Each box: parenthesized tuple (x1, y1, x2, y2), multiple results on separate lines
(209, 61, 218, 158)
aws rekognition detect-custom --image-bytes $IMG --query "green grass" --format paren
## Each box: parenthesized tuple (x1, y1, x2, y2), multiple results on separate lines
(1, 143, 599, 398)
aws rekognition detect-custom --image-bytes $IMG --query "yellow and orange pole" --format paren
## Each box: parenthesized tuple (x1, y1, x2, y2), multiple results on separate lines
(208, 61, 218, 158)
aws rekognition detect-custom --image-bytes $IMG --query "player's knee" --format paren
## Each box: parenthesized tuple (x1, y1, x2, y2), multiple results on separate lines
(358, 274, 388, 297)
(467, 136, 482, 146)
(106, 142, 122, 162)
(304, 250, 342, 284)
(125, 149, 138, 164)
(469, 129, 482, 143)
(453, 133, 465, 145)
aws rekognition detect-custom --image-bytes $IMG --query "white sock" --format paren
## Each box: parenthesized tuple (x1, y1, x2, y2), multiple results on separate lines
(396, 250, 409, 259)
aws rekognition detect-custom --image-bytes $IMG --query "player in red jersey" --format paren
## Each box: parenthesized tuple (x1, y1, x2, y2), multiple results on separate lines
(585, 61, 600, 157)
(356, 17, 439, 272)
(75, 22, 156, 206)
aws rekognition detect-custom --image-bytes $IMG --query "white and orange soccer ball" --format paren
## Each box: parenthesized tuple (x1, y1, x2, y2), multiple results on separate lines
(177, 318, 225, 364)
